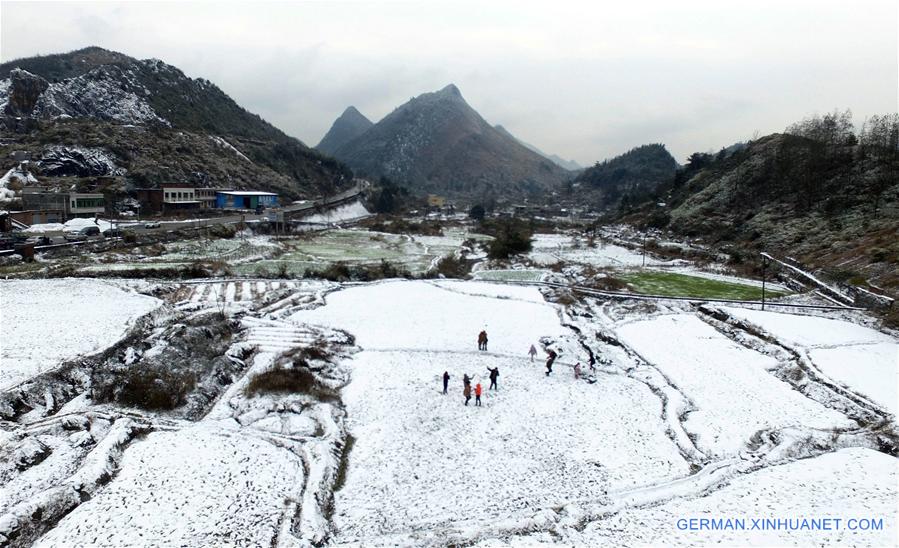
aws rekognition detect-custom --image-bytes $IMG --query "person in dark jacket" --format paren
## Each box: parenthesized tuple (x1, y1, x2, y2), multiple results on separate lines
(442, 371, 450, 394)
(487, 366, 499, 390)
(545, 350, 557, 376)
(478, 330, 488, 351)
(464, 383, 472, 406)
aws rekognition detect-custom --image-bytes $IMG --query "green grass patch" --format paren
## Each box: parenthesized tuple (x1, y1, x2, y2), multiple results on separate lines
(619, 271, 788, 300)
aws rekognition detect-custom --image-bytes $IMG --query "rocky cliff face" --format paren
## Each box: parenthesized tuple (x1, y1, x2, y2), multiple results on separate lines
(1, 66, 166, 125)
(332, 84, 569, 199)
(3, 69, 50, 117)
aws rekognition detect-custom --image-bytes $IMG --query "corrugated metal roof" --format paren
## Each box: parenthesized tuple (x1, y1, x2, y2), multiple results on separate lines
(217, 191, 278, 196)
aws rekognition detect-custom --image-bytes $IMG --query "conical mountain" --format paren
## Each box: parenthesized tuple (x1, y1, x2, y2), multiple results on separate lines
(316, 106, 374, 155)
(332, 84, 569, 198)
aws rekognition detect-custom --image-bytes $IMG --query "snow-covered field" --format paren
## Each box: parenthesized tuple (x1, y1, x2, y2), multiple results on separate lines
(36, 425, 304, 547)
(1, 273, 896, 547)
(291, 280, 564, 353)
(0, 279, 160, 389)
(617, 314, 854, 457)
(723, 307, 898, 416)
(528, 233, 680, 267)
(289, 280, 897, 545)
(333, 350, 688, 541)
(480, 448, 898, 547)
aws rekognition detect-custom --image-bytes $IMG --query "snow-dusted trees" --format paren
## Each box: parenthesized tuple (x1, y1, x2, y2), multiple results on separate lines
(858, 113, 899, 216)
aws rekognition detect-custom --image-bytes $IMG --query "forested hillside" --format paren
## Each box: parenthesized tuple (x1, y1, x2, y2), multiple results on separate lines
(621, 111, 899, 297)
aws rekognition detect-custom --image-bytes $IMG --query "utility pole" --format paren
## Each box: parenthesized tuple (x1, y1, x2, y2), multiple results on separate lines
(642, 232, 647, 268)
(761, 254, 767, 311)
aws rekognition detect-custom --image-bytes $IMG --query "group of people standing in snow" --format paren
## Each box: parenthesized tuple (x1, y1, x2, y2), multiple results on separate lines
(443, 366, 499, 407)
(442, 330, 595, 406)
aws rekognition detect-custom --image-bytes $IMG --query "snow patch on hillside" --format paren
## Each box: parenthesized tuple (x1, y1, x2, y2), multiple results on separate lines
(0, 163, 37, 201)
(209, 135, 251, 162)
(37, 66, 166, 125)
(300, 200, 371, 225)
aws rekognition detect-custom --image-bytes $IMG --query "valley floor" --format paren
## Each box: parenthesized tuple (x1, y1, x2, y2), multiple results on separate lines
(0, 254, 896, 546)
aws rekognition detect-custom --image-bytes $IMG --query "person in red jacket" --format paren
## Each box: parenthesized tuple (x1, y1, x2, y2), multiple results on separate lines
(475, 382, 483, 406)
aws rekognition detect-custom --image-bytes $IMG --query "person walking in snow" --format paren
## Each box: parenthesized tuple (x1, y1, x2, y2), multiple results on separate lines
(545, 349, 557, 376)
(574, 362, 581, 380)
(487, 366, 499, 390)
(475, 383, 483, 406)
(442, 371, 450, 394)
(478, 330, 488, 351)
(528, 344, 537, 362)
(464, 383, 472, 406)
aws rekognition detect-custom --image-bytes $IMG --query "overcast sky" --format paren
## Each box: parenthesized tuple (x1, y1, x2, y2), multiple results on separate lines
(1, 1, 896, 164)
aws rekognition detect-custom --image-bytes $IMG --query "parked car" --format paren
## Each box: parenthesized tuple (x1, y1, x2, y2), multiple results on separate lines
(64, 226, 100, 241)
(143, 221, 161, 229)
(27, 236, 52, 246)
(102, 228, 122, 238)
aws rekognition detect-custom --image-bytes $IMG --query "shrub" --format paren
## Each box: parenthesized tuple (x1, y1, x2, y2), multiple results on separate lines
(110, 368, 197, 410)
(487, 220, 533, 259)
(589, 276, 629, 291)
(244, 365, 338, 401)
(434, 254, 471, 278)
(209, 223, 237, 239)
(367, 216, 443, 236)
(554, 291, 577, 305)
(320, 262, 352, 281)
(306, 260, 409, 282)
(869, 247, 889, 263)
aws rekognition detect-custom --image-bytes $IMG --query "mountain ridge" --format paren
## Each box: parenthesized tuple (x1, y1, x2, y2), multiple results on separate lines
(331, 84, 570, 199)
(0, 47, 352, 198)
(494, 124, 582, 171)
